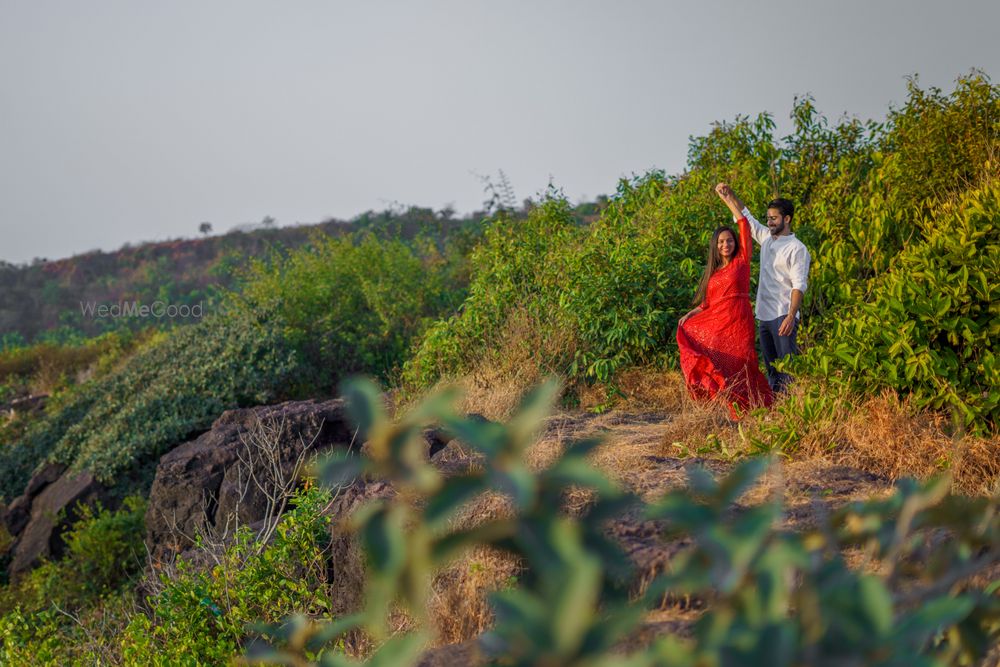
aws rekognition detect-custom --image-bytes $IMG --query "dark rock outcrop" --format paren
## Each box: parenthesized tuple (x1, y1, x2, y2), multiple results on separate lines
(3, 464, 109, 576)
(145, 398, 355, 563)
(2, 462, 66, 538)
(1, 393, 49, 420)
(416, 640, 481, 666)
(424, 412, 491, 458)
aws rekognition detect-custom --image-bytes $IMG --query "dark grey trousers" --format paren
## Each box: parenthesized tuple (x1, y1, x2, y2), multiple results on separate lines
(758, 316, 798, 393)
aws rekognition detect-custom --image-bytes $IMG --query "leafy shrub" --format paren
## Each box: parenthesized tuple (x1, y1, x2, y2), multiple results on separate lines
(403, 72, 998, 434)
(0, 495, 147, 615)
(0, 311, 301, 501)
(796, 180, 999, 431)
(0, 607, 67, 666)
(0, 496, 147, 664)
(1, 226, 473, 503)
(122, 485, 334, 664)
(402, 201, 579, 389)
(230, 232, 465, 389)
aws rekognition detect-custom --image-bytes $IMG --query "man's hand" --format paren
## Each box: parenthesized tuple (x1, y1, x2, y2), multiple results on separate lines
(778, 314, 796, 337)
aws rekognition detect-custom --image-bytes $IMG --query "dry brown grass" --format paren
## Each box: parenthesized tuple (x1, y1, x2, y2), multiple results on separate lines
(653, 378, 1000, 496)
(400, 306, 580, 422)
(428, 546, 522, 646)
(793, 391, 999, 496)
(423, 491, 521, 646)
(578, 366, 688, 414)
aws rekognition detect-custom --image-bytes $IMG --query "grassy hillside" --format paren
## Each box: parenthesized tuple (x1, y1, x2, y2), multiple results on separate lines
(0, 207, 485, 345)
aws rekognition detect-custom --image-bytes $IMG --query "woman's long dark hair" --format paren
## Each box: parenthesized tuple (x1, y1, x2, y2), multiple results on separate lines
(692, 226, 738, 307)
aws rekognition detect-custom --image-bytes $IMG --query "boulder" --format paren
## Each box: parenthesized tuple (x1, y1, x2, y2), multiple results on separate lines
(145, 398, 355, 563)
(416, 640, 481, 666)
(8, 468, 108, 575)
(2, 462, 66, 537)
(424, 413, 491, 458)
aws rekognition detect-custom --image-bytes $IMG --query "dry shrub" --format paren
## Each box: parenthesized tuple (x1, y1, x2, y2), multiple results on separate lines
(578, 367, 687, 414)
(795, 390, 1000, 496)
(659, 379, 1000, 496)
(453, 306, 579, 421)
(428, 545, 522, 646)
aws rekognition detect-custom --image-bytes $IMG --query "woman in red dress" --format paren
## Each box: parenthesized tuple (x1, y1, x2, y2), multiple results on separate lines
(676, 213, 773, 418)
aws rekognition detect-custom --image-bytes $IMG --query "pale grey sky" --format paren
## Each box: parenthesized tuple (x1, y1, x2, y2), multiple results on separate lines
(1, 0, 997, 264)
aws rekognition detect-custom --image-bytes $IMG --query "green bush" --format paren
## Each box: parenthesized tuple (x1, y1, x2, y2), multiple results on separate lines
(0, 496, 147, 664)
(124, 485, 335, 665)
(796, 180, 999, 431)
(0, 311, 301, 500)
(1, 227, 475, 504)
(0, 495, 147, 615)
(402, 201, 579, 388)
(0, 607, 67, 666)
(230, 232, 465, 389)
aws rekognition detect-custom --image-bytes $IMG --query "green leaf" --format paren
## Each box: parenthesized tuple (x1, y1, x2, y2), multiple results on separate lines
(857, 575, 894, 636)
(340, 376, 386, 441)
(895, 595, 976, 646)
(305, 613, 366, 653)
(423, 475, 487, 529)
(717, 456, 770, 505)
(687, 465, 719, 497)
(365, 631, 429, 667)
(543, 456, 618, 496)
(494, 465, 538, 510)
(440, 415, 505, 458)
(318, 451, 365, 488)
(507, 377, 561, 448)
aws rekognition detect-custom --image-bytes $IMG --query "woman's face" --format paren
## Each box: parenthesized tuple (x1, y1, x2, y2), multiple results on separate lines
(717, 230, 736, 260)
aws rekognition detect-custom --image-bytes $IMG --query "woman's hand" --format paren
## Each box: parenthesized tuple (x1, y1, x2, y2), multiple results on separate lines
(715, 182, 745, 217)
(679, 308, 702, 326)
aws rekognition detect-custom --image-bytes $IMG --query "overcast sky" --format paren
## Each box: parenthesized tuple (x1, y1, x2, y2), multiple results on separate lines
(1, 1, 997, 264)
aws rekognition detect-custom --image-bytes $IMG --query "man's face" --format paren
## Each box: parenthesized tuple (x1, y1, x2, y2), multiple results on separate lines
(766, 208, 790, 236)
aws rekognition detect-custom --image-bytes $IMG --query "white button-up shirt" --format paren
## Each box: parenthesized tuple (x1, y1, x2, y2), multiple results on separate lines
(738, 206, 811, 321)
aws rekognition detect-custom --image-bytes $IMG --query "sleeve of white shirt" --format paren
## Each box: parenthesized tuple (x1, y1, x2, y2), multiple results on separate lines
(790, 245, 810, 294)
(736, 206, 770, 245)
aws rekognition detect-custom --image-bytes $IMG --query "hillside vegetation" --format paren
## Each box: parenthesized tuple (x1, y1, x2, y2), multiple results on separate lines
(0, 71, 997, 665)
(0, 207, 483, 345)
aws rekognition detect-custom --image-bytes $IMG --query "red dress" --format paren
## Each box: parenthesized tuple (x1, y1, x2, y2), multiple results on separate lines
(676, 216, 773, 417)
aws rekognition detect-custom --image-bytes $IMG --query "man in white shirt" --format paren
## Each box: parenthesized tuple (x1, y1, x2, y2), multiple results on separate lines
(715, 183, 811, 393)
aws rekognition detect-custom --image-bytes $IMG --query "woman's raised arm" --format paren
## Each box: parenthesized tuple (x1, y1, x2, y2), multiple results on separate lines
(715, 183, 745, 217)
(737, 214, 752, 263)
